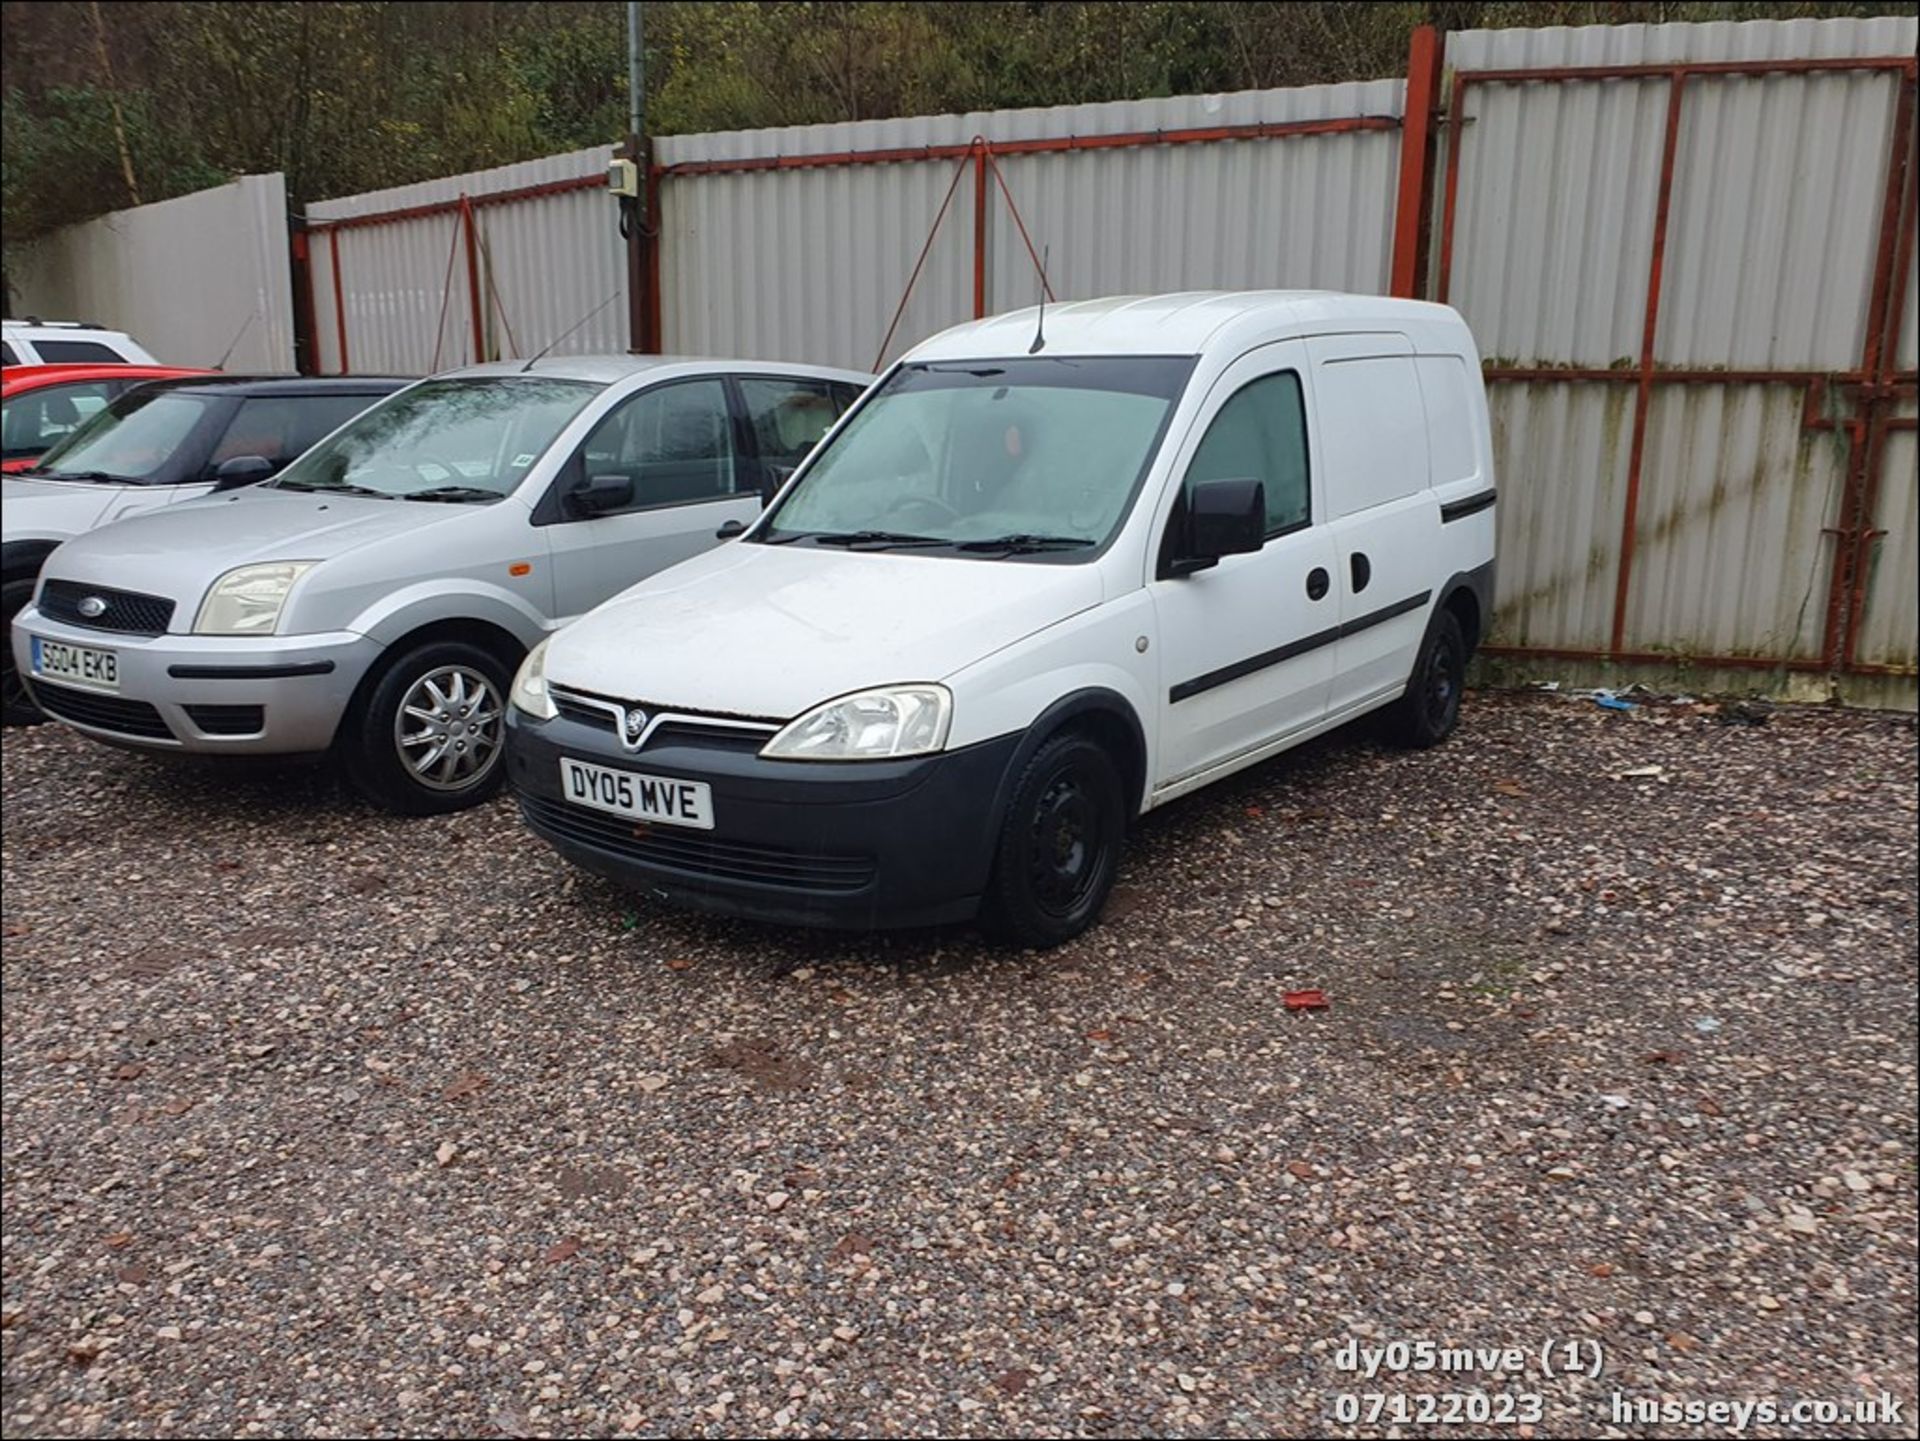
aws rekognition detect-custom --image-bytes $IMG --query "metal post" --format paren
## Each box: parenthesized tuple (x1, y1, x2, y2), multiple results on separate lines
(973, 141, 989, 318)
(1390, 25, 1445, 299)
(1609, 70, 1687, 658)
(460, 194, 486, 363)
(330, 230, 350, 374)
(626, 1, 649, 353)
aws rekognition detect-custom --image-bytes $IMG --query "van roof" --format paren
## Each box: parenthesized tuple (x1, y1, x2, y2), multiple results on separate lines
(907, 291, 1463, 362)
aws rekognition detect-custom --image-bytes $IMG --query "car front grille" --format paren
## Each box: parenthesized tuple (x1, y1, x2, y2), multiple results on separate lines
(183, 704, 265, 736)
(31, 682, 173, 740)
(519, 793, 875, 894)
(39, 580, 176, 636)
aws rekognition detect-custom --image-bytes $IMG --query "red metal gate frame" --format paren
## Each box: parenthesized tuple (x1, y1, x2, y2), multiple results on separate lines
(305, 174, 605, 372)
(1431, 52, 1919, 681)
(644, 112, 1402, 356)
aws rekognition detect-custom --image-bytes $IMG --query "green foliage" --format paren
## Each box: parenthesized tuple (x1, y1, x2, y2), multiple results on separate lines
(2, 84, 225, 238)
(3, 0, 1915, 240)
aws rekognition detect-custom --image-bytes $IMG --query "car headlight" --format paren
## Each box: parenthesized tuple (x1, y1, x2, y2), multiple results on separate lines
(193, 562, 315, 635)
(510, 637, 557, 720)
(760, 684, 951, 761)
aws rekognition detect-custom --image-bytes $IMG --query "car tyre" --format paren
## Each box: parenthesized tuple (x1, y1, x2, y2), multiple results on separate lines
(979, 731, 1126, 949)
(342, 639, 513, 816)
(2, 576, 46, 727)
(1387, 607, 1467, 749)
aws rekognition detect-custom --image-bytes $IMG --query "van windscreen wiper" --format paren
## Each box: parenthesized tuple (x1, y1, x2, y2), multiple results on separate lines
(274, 479, 390, 498)
(807, 530, 949, 550)
(404, 485, 503, 504)
(953, 533, 1095, 554)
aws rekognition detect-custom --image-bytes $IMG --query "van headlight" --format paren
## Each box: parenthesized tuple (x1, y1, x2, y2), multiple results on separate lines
(760, 684, 951, 761)
(193, 562, 315, 635)
(510, 637, 557, 720)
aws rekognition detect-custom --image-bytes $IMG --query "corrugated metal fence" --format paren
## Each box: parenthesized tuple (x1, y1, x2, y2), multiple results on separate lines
(305, 147, 621, 375)
(7, 174, 296, 373)
(1437, 17, 1917, 701)
(42, 17, 1908, 705)
(651, 80, 1406, 369)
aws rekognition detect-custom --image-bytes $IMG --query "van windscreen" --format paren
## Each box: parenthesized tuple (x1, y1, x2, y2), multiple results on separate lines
(758, 356, 1194, 557)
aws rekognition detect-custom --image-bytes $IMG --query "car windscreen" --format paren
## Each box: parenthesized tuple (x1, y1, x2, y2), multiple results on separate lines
(757, 356, 1195, 557)
(31, 390, 221, 483)
(268, 377, 603, 501)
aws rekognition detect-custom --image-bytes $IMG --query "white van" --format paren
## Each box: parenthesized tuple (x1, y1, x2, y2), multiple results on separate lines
(504, 293, 1496, 947)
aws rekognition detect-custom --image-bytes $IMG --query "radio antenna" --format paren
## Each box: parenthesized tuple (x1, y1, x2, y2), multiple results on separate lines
(212, 311, 256, 369)
(522, 291, 621, 372)
(1028, 245, 1051, 354)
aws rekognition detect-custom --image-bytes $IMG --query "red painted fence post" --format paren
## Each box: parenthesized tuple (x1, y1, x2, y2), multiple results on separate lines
(1390, 24, 1445, 299)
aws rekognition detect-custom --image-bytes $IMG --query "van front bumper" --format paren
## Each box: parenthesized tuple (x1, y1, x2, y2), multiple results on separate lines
(11, 605, 379, 755)
(505, 708, 1019, 930)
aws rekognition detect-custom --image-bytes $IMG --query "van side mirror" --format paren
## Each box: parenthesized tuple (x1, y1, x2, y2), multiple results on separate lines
(1169, 477, 1266, 577)
(570, 472, 635, 516)
(212, 454, 276, 491)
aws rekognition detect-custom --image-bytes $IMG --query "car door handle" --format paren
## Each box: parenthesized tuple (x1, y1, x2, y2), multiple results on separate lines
(1306, 567, 1330, 601)
(1350, 552, 1372, 593)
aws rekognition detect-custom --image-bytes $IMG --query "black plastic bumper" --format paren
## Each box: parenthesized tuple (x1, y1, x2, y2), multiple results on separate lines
(505, 709, 1021, 930)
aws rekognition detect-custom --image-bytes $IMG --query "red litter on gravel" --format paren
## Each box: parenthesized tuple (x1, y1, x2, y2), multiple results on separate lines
(1283, 989, 1329, 1012)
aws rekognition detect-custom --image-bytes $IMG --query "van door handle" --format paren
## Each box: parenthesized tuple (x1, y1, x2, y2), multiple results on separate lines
(1306, 567, 1330, 601)
(1350, 552, 1372, 593)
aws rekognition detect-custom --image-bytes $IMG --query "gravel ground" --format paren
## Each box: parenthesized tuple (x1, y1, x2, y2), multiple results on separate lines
(2, 691, 1915, 1439)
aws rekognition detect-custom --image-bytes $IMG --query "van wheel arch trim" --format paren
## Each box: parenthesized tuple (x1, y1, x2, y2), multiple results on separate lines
(985, 689, 1150, 837)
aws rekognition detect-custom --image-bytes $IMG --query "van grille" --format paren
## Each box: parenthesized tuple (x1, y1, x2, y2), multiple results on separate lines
(519, 794, 874, 893)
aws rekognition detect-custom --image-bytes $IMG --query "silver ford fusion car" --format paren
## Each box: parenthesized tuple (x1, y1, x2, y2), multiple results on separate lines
(11, 356, 872, 814)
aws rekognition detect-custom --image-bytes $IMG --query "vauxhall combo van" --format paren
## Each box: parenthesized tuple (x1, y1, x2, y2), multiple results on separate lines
(506, 293, 1497, 947)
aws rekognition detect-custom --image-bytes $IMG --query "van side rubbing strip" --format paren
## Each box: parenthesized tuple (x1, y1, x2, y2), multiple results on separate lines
(1439, 488, 1498, 523)
(1169, 590, 1433, 703)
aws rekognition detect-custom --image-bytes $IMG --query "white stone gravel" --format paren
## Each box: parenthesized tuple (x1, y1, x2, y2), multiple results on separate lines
(1, 692, 1914, 1437)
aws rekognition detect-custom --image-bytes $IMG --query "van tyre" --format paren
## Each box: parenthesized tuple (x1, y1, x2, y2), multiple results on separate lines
(3, 577, 46, 727)
(342, 639, 512, 816)
(979, 731, 1125, 949)
(1388, 607, 1466, 749)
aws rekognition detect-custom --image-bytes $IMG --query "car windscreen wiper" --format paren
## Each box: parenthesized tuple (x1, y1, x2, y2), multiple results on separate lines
(953, 533, 1095, 554)
(25, 468, 140, 484)
(807, 530, 951, 550)
(403, 485, 503, 504)
(273, 480, 390, 498)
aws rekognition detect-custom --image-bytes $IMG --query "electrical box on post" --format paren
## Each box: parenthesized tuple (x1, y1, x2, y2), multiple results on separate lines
(607, 159, 640, 198)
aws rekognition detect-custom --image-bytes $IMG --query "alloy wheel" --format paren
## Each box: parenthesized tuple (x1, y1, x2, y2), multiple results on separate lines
(393, 664, 503, 792)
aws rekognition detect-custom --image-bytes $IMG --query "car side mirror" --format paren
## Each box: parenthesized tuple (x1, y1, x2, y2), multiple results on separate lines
(212, 454, 276, 491)
(570, 472, 635, 516)
(1170, 477, 1266, 577)
(715, 519, 747, 540)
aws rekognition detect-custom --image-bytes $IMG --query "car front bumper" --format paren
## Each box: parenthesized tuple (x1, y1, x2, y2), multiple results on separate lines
(11, 605, 380, 755)
(505, 707, 1020, 930)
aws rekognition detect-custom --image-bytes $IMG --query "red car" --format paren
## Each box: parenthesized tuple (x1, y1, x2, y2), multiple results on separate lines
(1, 363, 214, 473)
